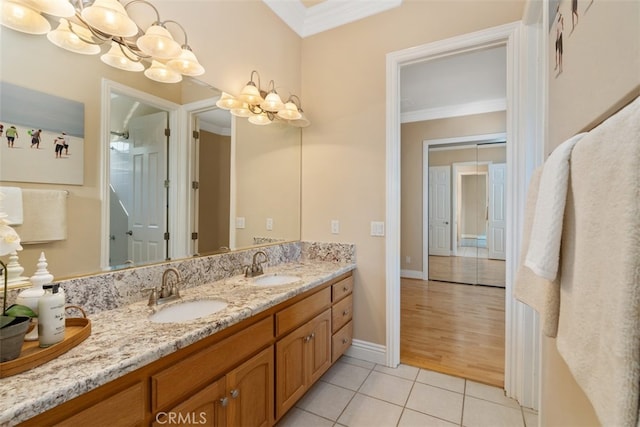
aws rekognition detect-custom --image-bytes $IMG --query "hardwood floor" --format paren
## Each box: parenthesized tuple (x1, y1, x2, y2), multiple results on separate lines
(400, 278, 505, 387)
(428, 255, 506, 287)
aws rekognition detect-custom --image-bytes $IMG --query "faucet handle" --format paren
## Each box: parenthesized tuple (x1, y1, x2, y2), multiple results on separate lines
(143, 287, 158, 306)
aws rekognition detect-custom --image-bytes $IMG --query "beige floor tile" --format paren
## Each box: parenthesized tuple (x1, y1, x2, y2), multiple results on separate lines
(405, 382, 463, 424)
(417, 369, 466, 393)
(462, 396, 524, 427)
(339, 355, 376, 370)
(465, 381, 520, 409)
(398, 408, 459, 427)
(358, 371, 414, 406)
(295, 381, 355, 421)
(523, 408, 538, 427)
(276, 408, 334, 427)
(337, 394, 403, 427)
(374, 363, 420, 380)
(321, 360, 371, 391)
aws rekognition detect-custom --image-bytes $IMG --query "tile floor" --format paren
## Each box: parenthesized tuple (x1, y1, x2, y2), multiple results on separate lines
(277, 356, 538, 427)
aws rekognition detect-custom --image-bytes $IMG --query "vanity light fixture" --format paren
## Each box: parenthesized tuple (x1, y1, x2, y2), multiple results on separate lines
(1, 0, 205, 83)
(216, 70, 310, 127)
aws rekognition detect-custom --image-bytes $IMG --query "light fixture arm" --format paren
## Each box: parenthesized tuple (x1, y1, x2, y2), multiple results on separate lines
(162, 19, 189, 49)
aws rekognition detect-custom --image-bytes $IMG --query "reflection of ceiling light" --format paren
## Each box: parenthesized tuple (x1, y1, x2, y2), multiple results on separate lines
(1, 0, 205, 83)
(217, 70, 310, 127)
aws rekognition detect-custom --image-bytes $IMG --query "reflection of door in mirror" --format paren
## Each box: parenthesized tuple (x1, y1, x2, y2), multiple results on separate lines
(427, 142, 506, 287)
(192, 108, 232, 255)
(109, 94, 169, 268)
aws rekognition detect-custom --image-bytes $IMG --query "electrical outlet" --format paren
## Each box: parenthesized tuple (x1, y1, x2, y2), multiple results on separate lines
(331, 220, 340, 234)
(370, 221, 385, 237)
(235, 217, 245, 229)
(266, 218, 273, 230)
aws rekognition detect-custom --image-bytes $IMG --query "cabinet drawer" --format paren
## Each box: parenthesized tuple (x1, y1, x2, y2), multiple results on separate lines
(332, 294, 353, 333)
(332, 276, 353, 302)
(151, 316, 273, 411)
(332, 321, 353, 363)
(56, 383, 144, 427)
(276, 287, 331, 336)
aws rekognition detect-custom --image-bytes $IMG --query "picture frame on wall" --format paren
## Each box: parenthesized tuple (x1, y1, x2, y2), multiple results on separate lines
(0, 81, 85, 185)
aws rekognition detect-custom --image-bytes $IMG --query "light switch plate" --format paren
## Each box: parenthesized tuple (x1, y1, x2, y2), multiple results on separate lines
(370, 221, 385, 237)
(266, 218, 273, 230)
(331, 220, 340, 234)
(235, 217, 245, 229)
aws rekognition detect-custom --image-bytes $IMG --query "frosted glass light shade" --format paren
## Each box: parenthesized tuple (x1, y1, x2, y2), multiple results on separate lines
(248, 113, 272, 126)
(81, 0, 138, 37)
(136, 25, 181, 59)
(30, 0, 75, 17)
(47, 19, 101, 55)
(144, 60, 182, 83)
(238, 82, 263, 105)
(101, 42, 144, 71)
(1, 1, 50, 35)
(260, 91, 284, 113)
(277, 102, 302, 120)
(289, 112, 310, 128)
(166, 48, 204, 76)
(216, 92, 241, 110)
(230, 103, 252, 118)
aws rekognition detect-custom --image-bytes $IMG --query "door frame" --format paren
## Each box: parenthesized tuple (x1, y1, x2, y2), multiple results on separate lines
(100, 79, 181, 270)
(386, 21, 544, 408)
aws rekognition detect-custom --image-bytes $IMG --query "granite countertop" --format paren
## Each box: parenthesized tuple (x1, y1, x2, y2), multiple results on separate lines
(0, 260, 355, 426)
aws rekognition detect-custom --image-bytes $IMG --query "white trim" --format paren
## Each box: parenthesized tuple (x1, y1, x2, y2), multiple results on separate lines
(100, 79, 182, 270)
(386, 22, 536, 404)
(400, 269, 423, 280)
(402, 98, 507, 123)
(263, 0, 402, 38)
(344, 339, 387, 365)
(425, 133, 506, 149)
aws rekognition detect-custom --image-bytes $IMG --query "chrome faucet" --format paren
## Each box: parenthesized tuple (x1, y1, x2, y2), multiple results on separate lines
(146, 267, 182, 306)
(245, 251, 268, 278)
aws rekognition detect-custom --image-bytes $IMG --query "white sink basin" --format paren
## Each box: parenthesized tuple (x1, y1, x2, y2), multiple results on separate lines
(149, 299, 228, 323)
(252, 274, 302, 287)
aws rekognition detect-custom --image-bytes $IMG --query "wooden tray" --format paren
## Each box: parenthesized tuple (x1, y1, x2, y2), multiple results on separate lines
(0, 306, 91, 378)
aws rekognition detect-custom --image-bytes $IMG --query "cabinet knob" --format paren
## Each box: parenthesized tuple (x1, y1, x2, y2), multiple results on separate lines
(342, 338, 349, 344)
(219, 397, 229, 407)
(304, 335, 311, 343)
(343, 286, 348, 292)
(230, 389, 240, 399)
(343, 310, 349, 316)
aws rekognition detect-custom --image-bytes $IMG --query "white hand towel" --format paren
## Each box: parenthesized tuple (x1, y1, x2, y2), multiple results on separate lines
(0, 186, 24, 225)
(14, 189, 67, 243)
(524, 132, 586, 281)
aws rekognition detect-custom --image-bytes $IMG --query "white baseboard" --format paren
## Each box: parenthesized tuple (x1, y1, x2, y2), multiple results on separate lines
(344, 339, 387, 366)
(400, 269, 423, 279)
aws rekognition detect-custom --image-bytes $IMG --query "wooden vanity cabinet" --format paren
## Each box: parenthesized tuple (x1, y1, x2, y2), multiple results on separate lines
(331, 275, 354, 363)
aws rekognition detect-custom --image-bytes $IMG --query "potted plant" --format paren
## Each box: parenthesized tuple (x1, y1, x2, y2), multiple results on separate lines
(0, 211, 35, 362)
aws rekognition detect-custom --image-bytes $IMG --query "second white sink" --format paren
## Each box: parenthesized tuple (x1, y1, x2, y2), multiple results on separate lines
(252, 274, 302, 287)
(149, 299, 228, 323)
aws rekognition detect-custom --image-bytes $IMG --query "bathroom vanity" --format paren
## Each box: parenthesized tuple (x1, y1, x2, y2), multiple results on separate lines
(0, 253, 354, 427)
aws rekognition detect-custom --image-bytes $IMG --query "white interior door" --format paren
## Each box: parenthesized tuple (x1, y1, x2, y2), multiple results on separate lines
(128, 111, 168, 264)
(488, 162, 506, 260)
(428, 166, 451, 256)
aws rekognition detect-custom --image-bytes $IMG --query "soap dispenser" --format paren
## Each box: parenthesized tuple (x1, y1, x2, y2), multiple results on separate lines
(38, 283, 65, 348)
(16, 252, 53, 341)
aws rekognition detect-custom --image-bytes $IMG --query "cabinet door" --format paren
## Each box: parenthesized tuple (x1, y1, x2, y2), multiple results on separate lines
(275, 322, 309, 419)
(307, 309, 332, 385)
(152, 378, 226, 427)
(226, 346, 274, 427)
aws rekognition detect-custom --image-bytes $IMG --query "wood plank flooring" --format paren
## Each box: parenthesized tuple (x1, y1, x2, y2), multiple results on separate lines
(428, 255, 506, 287)
(400, 278, 505, 387)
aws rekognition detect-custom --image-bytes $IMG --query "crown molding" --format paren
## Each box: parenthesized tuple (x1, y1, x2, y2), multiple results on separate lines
(263, 0, 402, 38)
(401, 98, 507, 123)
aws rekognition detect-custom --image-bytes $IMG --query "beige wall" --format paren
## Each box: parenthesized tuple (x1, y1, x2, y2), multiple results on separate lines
(198, 130, 231, 254)
(400, 113, 506, 272)
(542, 0, 639, 424)
(547, 0, 640, 151)
(0, 1, 301, 279)
(300, 3, 523, 345)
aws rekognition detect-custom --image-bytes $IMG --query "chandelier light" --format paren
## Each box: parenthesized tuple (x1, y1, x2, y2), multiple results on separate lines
(216, 70, 310, 127)
(0, 0, 205, 83)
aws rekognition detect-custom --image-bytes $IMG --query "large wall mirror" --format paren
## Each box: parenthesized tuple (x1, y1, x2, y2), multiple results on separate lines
(103, 79, 302, 271)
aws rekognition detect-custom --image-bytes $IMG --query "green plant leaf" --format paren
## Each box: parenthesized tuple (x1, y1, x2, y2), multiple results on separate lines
(4, 304, 37, 318)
